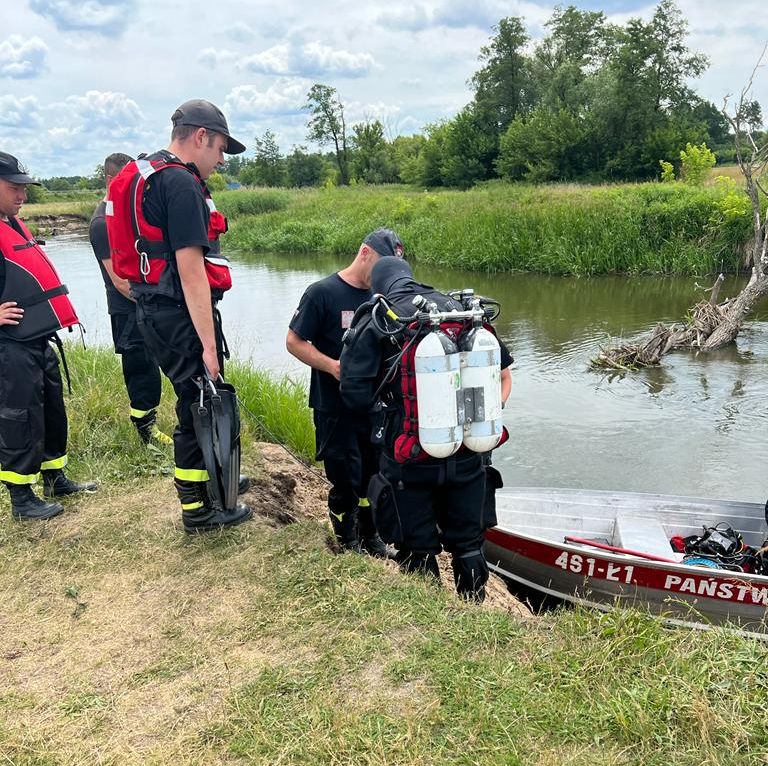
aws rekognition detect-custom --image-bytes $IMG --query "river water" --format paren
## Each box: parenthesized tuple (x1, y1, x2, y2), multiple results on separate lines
(46, 233, 768, 505)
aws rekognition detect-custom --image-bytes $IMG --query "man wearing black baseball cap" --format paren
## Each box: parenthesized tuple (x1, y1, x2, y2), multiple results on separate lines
(170, 99, 246, 156)
(0, 151, 97, 521)
(107, 100, 252, 533)
(286, 228, 403, 557)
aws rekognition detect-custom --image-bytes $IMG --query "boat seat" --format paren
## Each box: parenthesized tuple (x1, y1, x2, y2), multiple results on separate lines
(614, 516, 676, 560)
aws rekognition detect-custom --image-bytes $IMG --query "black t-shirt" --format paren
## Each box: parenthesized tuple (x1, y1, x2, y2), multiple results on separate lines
(89, 201, 134, 315)
(289, 273, 371, 412)
(132, 153, 211, 300)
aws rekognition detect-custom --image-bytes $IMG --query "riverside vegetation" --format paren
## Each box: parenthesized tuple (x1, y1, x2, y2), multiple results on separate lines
(2, 347, 768, 765)
(23, 179, 759, 277)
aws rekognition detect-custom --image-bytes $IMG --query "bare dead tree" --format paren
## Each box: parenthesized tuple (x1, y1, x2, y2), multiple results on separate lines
(701, 44, 768, 349)
(594, 46, 768, 371)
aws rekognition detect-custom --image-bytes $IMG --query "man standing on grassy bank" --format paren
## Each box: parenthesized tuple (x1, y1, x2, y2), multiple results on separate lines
(340, 257, 512, 601)
(0, 151, 97, 520)
(105, 100, 251, 533)
(89, 153, 172, 449)
(286, 229, 403, 555)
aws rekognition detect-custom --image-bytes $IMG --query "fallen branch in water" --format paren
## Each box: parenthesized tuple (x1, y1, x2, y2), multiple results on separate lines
(591, 277, 733, 370)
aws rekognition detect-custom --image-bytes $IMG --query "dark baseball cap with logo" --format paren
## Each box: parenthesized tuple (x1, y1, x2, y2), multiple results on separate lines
(170, 99, 246, 155)
(0, 152, 41, 185)
(363, 228, 404, 259)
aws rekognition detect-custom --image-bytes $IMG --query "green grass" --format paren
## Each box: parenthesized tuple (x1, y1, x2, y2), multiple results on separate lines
(2, 347, 768, 764)
(20, 182, 760, 276)
(224, 182, 759, 277)
(23, 191, 101, 222)
(54, 344, 314, 488)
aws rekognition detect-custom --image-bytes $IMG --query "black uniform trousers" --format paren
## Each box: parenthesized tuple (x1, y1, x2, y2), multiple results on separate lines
(368, 450, 486, 556)
(313, 410, 378, 516)
(0, 337, 68, 483)
(110, 311, 162, 414)
(135, 296, 224, 481)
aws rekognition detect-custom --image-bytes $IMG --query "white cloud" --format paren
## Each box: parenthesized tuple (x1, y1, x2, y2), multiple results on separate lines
(0, 35, 49, 79)
(378, 0, 551, 33)
(29, 0, 137, 37)
(0, 95, 43, 128)
(51, 90, 145, 137)
(225, 21, 256, 43)
(199, 48, 238, 68)
(378, 5, 431, 32)
(240, 44, 293, 75)
(225, 79, 311, 119)
(238, 41, 376, 78)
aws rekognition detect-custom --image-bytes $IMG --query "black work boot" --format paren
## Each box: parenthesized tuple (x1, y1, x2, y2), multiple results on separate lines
(329, 508, 361, 552)
(3, 482, 64, 521)
(42, 469, 98, 498)
(238, 475, 250, 495)
(395, 549, 441, 580)
(131, 409, 173, 446)
(357, 504, 393, 558)
(176, 480, 252, 534)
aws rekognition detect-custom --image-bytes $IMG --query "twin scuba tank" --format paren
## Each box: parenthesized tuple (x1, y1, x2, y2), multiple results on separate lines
(412, 290, 503, 458)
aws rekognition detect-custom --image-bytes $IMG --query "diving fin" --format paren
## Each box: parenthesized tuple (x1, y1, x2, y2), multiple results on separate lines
(190, 375, 242, 511)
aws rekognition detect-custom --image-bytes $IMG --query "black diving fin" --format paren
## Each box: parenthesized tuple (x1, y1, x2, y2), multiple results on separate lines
(191, 374, 241, 511)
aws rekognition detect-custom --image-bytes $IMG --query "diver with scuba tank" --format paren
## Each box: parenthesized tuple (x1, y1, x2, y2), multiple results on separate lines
(340, 257, 512, 602)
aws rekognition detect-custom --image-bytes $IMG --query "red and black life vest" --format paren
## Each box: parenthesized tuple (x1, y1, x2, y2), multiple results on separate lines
(392, 320, 508, 464)
(105, 152, 231, 293)
(0, 217, 79, 341)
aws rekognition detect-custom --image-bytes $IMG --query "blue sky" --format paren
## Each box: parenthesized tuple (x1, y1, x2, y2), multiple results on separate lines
(1, 0, 766, 177)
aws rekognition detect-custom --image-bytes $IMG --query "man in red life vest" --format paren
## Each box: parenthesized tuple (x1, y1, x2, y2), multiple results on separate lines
(106, 100, 251, 533)
(0, 152, 97, 520)
(89, 152, 173, 448)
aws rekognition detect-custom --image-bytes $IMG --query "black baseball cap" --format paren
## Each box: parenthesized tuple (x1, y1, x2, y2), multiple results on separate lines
(363, 228, 404, 259)
(0, 152, 41, 185)
(171, 99, 246, 155)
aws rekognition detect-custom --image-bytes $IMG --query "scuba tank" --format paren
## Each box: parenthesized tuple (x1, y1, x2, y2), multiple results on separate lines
(413, 324, 463, 459)
(458, 292, 503, 453)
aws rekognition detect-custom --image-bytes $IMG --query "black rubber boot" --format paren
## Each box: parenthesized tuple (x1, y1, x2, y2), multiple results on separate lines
(176, 479, 252, 534)
(238, 475, 250, 495)
(3, 482, 64, 521)
(452, 550, 489, 603)
(395, 549, 441, 580)
(357, 504, 393, 558)
(42, 469, 98, 498)
(131, 409, 173, 446)
(329, 509, 361, 552)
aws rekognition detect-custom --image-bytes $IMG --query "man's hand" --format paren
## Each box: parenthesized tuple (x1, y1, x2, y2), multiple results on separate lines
(0, 301, 23, 326)
(286, 329, 341, 379)
(203, 347, 220, 381)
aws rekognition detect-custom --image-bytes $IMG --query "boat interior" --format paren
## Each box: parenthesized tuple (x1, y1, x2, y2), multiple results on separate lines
(495, 487, 768, 559)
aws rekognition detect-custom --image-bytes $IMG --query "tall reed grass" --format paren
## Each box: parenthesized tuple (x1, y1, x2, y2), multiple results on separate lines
(226, 182, 757, 276)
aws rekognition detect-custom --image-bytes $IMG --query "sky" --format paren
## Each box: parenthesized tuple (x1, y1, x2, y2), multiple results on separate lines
(1, 0, 767, 178)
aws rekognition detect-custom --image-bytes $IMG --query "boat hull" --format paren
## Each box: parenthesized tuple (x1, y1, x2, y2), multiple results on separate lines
(486, 488, 768, 633)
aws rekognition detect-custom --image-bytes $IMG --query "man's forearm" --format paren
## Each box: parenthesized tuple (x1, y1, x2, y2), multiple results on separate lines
(177, 248, 216, 354)
(286, 331, 339, 377)
(104, 258, 134, 301)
